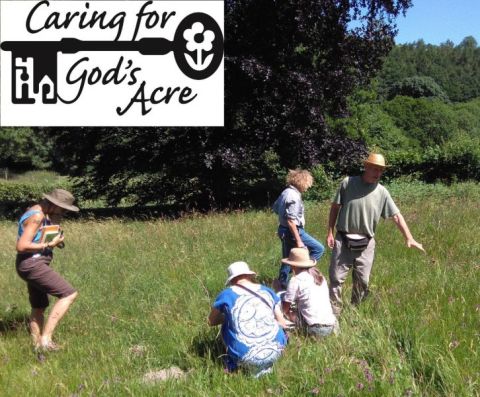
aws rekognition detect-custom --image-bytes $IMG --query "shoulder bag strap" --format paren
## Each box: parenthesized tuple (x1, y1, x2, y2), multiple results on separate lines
(235, 284, 274, 312)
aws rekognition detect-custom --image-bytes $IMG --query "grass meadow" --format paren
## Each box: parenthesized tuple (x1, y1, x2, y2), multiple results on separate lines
(0, 183, 479, 396)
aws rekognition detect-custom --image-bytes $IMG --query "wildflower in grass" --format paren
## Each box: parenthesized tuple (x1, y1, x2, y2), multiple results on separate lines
(310, 387, 320, 395)
(356, 382, 364, 390)
(449, 339, 460, 349)
(389, 370, 395, 384)
(129, 344, 147, 357)
(356, 359, 368, 368)
(324, 367, 332, 374)
(364, 368, 374, 383)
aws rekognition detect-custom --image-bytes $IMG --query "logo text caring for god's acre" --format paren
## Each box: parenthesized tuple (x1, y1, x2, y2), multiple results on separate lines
(0, 0, 224, 126)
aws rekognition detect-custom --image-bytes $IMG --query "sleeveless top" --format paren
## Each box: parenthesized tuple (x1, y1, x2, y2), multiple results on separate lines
(17, 210, 50, 243)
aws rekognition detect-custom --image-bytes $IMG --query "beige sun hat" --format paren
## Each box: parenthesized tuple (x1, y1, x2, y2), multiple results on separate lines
(225, 261, 256, 285)
(363, 153, 387, 168)
(42, 189, 79, 212)
(281, 248, 316, 268)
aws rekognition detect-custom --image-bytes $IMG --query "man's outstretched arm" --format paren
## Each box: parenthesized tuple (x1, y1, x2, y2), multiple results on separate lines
(391, 213, 425, 252)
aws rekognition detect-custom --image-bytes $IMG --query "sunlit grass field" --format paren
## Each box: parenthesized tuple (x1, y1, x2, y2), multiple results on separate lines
(0, 183, 479, 396)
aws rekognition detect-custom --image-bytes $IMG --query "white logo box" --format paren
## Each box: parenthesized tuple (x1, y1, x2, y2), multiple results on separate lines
(0, 0, 224, 126)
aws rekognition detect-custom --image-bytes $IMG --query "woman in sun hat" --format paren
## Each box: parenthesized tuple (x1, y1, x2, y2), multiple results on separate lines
(16, 188, 79, 352)
(281, 248, 337, 338)
(208, 261, 287, 377)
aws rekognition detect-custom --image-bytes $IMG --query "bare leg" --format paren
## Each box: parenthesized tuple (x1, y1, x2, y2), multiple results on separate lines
(30, 308, 45, 347)
(41, 291, 78, 346)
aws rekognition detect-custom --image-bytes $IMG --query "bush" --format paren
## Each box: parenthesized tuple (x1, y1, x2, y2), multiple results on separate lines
(0, 179, 72, 219)
(387, 76, 449, 102)
(385, 136, 480, 183)
(303, 164, 336, 201)
(0, 128, 52, 170)
(382, 96, 458, 146)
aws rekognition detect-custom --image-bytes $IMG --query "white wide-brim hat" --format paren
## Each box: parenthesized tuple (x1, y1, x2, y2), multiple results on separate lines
(225, 261, 256, 285)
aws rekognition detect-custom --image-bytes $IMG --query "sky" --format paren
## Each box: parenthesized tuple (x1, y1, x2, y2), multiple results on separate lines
(394, 0, 480, 45)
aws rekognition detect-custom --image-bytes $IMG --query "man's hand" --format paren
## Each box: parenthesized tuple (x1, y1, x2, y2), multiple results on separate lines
(327, 232, 335, 249)
(392, 213, 425, 253)
(327, 203, 341, 249)
(406, 238, 425, 253)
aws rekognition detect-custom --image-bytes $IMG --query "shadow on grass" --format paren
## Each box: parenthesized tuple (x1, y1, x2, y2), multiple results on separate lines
(190, 328, 225, 365)
(0, 313, 29, 335)
(2, 201, 273, 222)
(1, 204, 186, 222)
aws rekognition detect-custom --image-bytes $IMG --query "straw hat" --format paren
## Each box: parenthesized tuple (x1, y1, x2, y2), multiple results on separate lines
(281, 248, 316, 268)
(363, 153, 387, 168)
(225, 261, 256, 285)
(43, 189, 79, 212)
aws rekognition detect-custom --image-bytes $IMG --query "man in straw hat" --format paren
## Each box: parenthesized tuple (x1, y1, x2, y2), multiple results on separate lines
(326, 153, 424, 315)
(281, 248, 336, 337)
(16, 189, 79, 352)
(208, 261, 287, 377)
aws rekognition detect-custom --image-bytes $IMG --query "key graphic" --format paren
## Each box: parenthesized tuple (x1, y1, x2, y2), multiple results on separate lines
(0, 12, 223, 104)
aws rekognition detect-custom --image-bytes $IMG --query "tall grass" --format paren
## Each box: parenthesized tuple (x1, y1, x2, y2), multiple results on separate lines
(0, 183, 479, 396)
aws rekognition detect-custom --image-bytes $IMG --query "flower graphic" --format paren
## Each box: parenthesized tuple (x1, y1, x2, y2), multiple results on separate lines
(183, 22, 216, 71)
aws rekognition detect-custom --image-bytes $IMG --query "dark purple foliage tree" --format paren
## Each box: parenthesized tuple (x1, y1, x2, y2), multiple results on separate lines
(40, 0, 411, 210)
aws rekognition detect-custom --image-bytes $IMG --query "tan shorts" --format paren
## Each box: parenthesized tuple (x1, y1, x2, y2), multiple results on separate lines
(16, 254, 76, 309)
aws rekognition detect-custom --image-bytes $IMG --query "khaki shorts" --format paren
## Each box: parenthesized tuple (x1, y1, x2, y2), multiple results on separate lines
(16, 254, 76, 309)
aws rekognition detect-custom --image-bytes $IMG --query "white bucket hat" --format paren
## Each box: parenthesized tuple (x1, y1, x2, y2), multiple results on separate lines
(225, 261, 256, 285)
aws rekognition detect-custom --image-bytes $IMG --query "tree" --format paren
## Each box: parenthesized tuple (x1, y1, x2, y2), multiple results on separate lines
(378, 37, 480, 102)
(387, 76, 449, 101)
(40, 0, 411, 209)
(0, 128, 52, 171)
(382, 96, 458, 146)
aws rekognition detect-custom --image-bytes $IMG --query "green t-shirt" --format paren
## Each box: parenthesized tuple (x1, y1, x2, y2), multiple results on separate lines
(333, 176, 399, 237)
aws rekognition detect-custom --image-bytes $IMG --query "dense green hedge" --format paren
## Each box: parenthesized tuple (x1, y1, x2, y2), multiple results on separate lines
(0, 180, 72, 218)
(385, 139, 480, 182)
